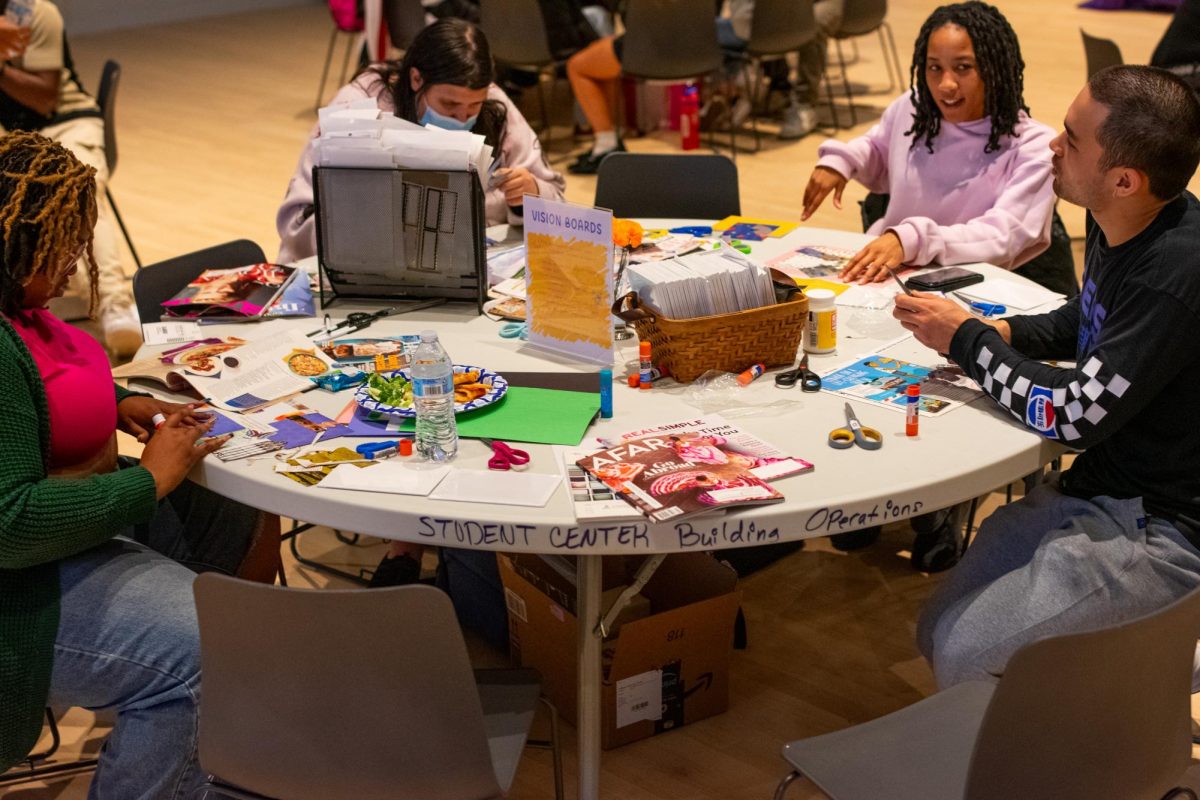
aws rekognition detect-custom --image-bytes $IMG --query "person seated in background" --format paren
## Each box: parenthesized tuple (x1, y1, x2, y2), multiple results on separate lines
(802, 1, 1058, 287)
(0, 133, 273, 797)
(276, 18, 565, 264)
(717, 0, 843, 141)
(802, 1, 1063, 569)
(1151, 0, 1200, 93)
(894, 66, 1200, 688)
(0, 1, 143, 357)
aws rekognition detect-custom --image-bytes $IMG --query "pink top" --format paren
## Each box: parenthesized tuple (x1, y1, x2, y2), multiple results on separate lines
(9, 309, 117, 469)
(816, 93, 1057, 270)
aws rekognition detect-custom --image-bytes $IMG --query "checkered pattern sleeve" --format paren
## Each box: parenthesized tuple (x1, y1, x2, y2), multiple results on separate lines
(948, 290, 1183, 449)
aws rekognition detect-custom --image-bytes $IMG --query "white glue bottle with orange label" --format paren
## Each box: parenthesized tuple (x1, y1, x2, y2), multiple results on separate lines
(803, 288, 837, 354)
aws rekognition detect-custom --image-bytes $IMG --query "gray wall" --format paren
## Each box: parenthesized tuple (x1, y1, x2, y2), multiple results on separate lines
(56, 0, 323, 35)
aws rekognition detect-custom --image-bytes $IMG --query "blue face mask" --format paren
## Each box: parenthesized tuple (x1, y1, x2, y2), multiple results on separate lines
(420, 105, 478, 131)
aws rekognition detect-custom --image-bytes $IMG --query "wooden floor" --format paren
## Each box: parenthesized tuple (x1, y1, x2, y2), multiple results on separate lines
(6, 2, 1200, 797)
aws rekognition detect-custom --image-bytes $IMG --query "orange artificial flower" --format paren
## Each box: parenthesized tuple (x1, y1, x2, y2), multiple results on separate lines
(613, 219, 644, 249)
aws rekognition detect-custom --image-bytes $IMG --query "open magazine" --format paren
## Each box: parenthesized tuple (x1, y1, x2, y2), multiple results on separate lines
(819, 355, 985, 415)
(112, 332, 337, 411)
(576, 434, 784, 523)
(160, 263, 300, 320)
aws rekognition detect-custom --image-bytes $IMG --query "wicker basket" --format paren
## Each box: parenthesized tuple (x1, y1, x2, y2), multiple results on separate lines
(613, 291, 808, 383)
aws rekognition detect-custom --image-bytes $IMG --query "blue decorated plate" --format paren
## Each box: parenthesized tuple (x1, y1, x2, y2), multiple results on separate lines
(354, 364, 507, 419)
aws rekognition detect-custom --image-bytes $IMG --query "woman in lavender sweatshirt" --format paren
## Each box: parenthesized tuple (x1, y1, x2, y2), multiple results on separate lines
(801, 1, 1056, 285)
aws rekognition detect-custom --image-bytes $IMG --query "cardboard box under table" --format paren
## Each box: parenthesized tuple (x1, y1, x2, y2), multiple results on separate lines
(497, 552, 741, 749)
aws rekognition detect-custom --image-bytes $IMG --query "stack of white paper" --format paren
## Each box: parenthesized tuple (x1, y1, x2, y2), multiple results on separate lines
(624, 246, 775, 320)
(315, 98, 494, 181)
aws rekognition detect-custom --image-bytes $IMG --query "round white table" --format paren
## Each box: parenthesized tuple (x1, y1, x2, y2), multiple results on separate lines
(134, 224, 1064, 800)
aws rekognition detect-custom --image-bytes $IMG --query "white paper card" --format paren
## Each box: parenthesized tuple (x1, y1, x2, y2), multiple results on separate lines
(141, 320, 201, 345)
(428, 469, 562, 507)
(317, 462, 450, 496)
(956, 279, 1064, 311)
(615, 670, 662, 728)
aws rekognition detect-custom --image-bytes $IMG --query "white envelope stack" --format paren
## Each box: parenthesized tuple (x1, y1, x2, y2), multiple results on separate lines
(624, 247, 776, 320)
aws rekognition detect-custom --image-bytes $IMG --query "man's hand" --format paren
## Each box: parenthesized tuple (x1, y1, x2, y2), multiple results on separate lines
(839, 231, 905, 284)
(801, 166, 847, 221)
(0, 20, 30, 60)
(117, 396, 207, 443)
(494, 167, 539, 207)
(892, 292, 977, 354)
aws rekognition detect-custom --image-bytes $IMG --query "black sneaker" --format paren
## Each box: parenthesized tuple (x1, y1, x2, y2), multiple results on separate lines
(830, 526, 881, 551)
(567, 143, 626, 175)
(368, 554, 422, 587)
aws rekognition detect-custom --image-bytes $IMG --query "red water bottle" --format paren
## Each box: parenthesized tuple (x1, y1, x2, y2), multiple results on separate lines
(680, 84, 700, 151)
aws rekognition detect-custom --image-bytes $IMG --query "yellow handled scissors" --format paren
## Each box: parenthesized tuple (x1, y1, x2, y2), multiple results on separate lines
(828, 402, 883, 450)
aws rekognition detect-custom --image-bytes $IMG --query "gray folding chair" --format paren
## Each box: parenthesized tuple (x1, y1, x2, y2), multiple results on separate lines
(774, 585, 1200, 800)
(95, 59, 141, 269)
(721, 0, 822, 150)
(620, 0, 735, 155)
(1082, 30, 1125, 79)
(595, 152, 740, 219)
(826, 0, 904, 128)
(192, 575, 563, 800)
(479, 0, 566, 146)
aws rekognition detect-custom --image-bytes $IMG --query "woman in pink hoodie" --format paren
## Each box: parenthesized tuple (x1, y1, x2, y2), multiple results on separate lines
(803, 2, 1059, 288)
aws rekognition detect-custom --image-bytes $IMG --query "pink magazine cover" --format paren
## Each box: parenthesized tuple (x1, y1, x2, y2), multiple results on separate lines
(161, 263, 296, 319)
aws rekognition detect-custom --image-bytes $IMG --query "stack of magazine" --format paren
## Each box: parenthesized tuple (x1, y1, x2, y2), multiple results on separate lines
(160, 263, 313, 322)
(623, 247, 775, 320)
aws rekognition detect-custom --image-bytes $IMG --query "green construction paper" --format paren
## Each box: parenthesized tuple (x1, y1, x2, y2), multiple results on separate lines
(394, 386, 600, 445)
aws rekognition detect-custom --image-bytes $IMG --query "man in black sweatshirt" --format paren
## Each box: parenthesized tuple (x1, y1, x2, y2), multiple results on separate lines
(892, 65, 1200, 688)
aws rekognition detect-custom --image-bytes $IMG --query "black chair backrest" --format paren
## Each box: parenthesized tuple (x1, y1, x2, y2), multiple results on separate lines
(834, 0, 887, 38)
(95, 60, 120, 177)
(1081, 30, 1124, 79)
(595, 153, 740, 219)
(384, 0, 426, 52)
(748, 0, 818, 58)
(132, 239, 266, 325)
(480, 0, 554, 69)
(621, 0, 722, 80)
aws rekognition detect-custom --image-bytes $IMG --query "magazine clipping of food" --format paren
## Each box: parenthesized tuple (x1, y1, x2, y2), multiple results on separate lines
(181, 332, 338, 411)
(576, 433, 785, 523)
(602, 415, 813, 482)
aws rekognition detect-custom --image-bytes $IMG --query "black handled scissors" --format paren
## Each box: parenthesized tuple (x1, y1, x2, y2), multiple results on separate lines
(775, 354, 822, 391)
(307, 298, 447, 339)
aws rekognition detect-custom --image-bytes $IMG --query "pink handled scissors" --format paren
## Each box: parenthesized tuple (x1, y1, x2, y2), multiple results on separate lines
(481, 438, 530, 471)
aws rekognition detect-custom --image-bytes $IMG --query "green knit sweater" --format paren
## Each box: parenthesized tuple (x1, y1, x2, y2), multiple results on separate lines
(0, 316, 159, 770)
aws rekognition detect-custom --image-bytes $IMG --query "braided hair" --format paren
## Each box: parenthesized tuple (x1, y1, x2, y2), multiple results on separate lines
(905, 1, 1028, 155)
(0, 132, 97, 317)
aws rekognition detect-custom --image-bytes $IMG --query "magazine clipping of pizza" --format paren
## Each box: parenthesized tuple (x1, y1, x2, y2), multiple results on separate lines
(285, 348, 329, 377)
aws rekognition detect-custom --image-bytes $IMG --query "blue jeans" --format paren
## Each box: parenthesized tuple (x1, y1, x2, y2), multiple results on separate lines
(46, 478, 261, 799)
(918, 480, 1200, 689)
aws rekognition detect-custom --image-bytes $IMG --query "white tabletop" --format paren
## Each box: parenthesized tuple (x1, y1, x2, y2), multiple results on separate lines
(136, 224, 1066, 555)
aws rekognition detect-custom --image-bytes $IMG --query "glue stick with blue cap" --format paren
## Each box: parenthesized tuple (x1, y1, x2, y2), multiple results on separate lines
(600, 369, 613, 418)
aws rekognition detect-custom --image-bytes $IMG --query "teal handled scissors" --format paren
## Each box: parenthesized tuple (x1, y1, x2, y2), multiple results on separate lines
(498, 322, 527, 340)
(481, 438, 530, 471)
(828, 403, 883, 450)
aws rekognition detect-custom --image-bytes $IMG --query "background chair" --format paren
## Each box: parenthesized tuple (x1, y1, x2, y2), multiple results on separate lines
(193, 575, 563, 800)
(1082, 29, 1125, 79)
(315, 0, 365, 112)
(595, 152, 740, 218)
(383, 0, 426, 53)
(826, 0, 905, 128)
(131, 239, 266, 325)
(95, 59, 141, 270)
(774, 585, 1200, 800)
(479, 0, 567, 146)
(620, 0, 736, 155)
(0, 709, 98, 788)
(727, 0, 820, 150)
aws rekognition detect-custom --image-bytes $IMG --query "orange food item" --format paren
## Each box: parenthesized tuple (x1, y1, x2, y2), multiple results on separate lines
(613, 219, 644, 249)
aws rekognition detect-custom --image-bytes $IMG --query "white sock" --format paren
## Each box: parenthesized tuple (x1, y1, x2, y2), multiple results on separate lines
(591, 130, 618, 156)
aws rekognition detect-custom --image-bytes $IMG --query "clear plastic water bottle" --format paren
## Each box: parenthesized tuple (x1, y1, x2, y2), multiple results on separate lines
(411, 330, 458, 461)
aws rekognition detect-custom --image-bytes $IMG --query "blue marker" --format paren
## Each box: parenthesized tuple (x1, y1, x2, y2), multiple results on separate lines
(599, 369, 613, 418)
